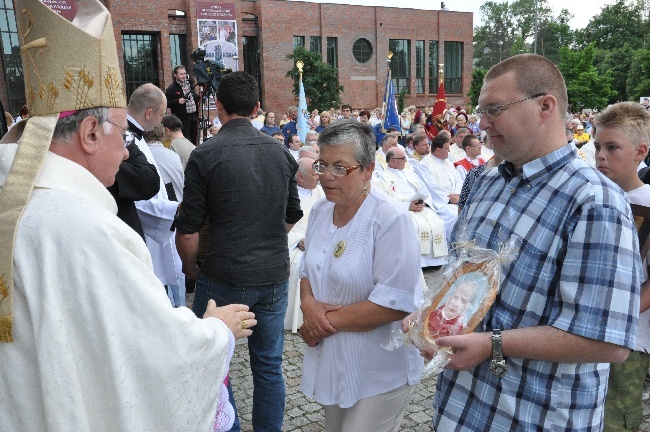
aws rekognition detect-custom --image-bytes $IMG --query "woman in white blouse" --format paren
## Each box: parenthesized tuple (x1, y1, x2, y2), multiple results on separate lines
(298, 120, 423, 432)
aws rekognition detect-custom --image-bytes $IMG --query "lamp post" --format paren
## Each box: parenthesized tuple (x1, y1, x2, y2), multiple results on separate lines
(498, 40, 503, 63)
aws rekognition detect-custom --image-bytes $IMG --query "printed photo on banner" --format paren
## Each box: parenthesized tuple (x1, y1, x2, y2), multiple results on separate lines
(197, 2, 238, 71)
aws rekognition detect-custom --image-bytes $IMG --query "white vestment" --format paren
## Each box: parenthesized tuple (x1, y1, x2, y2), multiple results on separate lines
(147, 141, 186, 307)
(128, 115, 182, 289)
(0, 145, 232, 432)
(285, 184, 325, 332)
(411, 158, 459, 241)
(447, 143, 466, 163)
(375, 168, 447, 267)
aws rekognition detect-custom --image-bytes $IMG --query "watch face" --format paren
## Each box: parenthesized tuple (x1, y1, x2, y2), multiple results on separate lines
(490, 361, 507, 378)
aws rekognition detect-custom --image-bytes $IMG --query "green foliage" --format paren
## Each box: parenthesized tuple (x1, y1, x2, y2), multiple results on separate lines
(575, 0, 645, 51)
(472, 0, 560, 70)
(285, 46, 343, 112)
(557, 44, 616, 111)
(626, 49, 650, 101)
(596, 44, 635, 103)
(397, 89, 407, 114)
(468, 68, 487, 107)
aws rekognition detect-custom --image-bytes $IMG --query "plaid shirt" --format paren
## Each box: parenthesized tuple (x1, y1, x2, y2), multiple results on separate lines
(435, 143, 642, 432)
(179, 80, 197, 114)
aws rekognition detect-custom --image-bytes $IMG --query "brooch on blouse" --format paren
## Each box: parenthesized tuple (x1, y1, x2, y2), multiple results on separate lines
(334, 240, 346, 258)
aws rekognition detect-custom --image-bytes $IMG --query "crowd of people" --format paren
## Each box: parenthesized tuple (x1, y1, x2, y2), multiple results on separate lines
(1, 1, 650, 432)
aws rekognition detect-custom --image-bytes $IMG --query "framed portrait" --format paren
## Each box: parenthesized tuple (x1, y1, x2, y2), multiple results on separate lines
(420, 261, 499, 345)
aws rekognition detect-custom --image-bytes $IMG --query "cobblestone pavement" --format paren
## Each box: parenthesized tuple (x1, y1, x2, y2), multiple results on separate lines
(188, 265, 650, 431)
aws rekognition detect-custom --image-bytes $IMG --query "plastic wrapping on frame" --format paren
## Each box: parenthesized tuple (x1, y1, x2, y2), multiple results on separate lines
(382, 228, 518, 379)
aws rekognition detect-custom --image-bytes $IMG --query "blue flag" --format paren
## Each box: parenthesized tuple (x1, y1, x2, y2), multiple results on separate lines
(381, 67, 401, 134)
(297, 76, 309, 143)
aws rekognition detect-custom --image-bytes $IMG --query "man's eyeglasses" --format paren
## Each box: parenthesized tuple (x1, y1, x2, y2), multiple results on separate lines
(476, 93, 546, 118)
(312, 161, 362, 176)
(104, 119, 134, 148)
(390, 157, 406, 161)
(305, 139, 318, 144)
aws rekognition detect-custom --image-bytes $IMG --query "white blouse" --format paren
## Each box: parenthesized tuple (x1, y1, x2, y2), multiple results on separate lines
(299, 188, 424, 408)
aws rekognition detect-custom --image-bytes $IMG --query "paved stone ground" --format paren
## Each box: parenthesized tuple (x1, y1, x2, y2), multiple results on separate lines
(187, 265, 650, 431)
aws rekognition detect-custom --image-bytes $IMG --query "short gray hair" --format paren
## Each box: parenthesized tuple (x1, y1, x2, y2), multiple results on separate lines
(298, 145, 316, 159)
(52, 107, 110, 141)
(318, 120, 374, 168)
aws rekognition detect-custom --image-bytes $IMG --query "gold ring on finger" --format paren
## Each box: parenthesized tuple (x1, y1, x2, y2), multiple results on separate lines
(242, 320, 248, 329)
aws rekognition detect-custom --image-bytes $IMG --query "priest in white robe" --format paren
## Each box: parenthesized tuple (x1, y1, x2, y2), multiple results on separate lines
(285, 157, 325, 332)
(374, 132, 399, 172)
(412, 135, 460, 241)
(375, 147, 448, 267)
(0, 2, 255, 431)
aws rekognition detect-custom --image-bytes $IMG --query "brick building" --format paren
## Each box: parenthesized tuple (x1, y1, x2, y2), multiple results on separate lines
(0, 0, 472, 118)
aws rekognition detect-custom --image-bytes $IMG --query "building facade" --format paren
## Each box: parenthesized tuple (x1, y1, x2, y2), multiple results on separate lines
(0, 0, 472, 117)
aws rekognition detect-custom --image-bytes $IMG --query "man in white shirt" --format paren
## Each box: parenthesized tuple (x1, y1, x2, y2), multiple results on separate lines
(408, 133, 430, 162)
(412, 134, 461, 240)
(454, 134, 486, 183)
(288, 133, 302, 160)
(285, 157, 325, 332)
(448, 127, 470, 163)
(375, 132, 399, 172)
(377, 147, 448, 267)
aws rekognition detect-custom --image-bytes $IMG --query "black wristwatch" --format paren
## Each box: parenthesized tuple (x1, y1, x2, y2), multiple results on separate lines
(489, 329, 508, 378)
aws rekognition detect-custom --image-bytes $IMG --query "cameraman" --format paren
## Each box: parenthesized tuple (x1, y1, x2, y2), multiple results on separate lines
(165, 65, 198, 145)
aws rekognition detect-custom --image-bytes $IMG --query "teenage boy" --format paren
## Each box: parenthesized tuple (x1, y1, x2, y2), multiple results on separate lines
(595, 101, 650, 432)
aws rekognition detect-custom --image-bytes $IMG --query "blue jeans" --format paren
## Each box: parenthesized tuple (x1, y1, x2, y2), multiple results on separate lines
(193, 273, 288, 432)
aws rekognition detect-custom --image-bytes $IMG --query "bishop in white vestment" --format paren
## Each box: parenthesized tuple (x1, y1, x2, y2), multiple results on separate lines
(0, 2, 254, 431)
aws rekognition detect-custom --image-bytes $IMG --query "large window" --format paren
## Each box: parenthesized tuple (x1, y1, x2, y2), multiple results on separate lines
(326, 37, 338, 69)
(0, 3, 23, 115)
(293, 36, 305, 49)
(122, 33, 160, 99)
(444, 41, 463, 94)
(170, 34, 188, 71)
(389, 39, 410, 95)
(309, 36, 321, 54)
(428, 41, 439, 93)
(415, 40, 425, 94)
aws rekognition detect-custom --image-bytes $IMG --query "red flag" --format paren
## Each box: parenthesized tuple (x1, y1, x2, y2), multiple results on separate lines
(431, 81, 447, 133)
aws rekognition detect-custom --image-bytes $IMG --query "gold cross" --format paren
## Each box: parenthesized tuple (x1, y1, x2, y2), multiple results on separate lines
(421, 231, 430, 242)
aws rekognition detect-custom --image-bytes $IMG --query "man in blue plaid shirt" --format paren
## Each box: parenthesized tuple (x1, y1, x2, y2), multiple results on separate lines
(422, 54, 642, 431)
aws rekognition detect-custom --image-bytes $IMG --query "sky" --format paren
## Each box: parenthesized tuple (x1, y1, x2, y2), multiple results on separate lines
(290, 0, 618, 29)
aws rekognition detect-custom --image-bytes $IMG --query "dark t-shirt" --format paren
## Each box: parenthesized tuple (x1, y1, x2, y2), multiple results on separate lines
(175, 118, 303, 287)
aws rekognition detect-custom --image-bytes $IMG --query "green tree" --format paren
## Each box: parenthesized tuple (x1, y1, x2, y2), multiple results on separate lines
(626, 48, 650, 101)
(536, 11, 575, 64)
(468, 68, 487, 107)
(473, 0, 553, 70)
(557, 44, 616, 111)
(285, 46, 343, 112)
(397, 89, 407, 114)
(575, 0, 645, 51)
(595, 43, 635, 103)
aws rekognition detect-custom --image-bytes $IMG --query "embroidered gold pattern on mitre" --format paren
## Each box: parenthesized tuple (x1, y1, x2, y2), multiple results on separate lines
(63, 67, 95, 110)
(104, 67, 122, 106)
(0, 275, 8, 307)
(38, 82, 59, 111)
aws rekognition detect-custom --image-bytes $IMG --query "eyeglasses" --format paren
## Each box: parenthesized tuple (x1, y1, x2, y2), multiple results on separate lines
(312, 161, 362, 176)
(305, 139, 318, 144)
(476, 93, 546, 118)
(390, 157, 406, 161)
(104, 119, 134, 147)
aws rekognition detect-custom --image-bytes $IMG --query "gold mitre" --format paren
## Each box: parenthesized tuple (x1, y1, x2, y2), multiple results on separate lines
(18, 0, 126, 114)
(0, 0, 125, 343)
